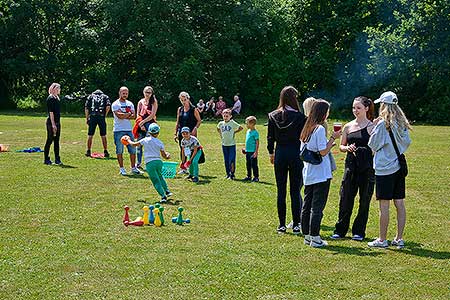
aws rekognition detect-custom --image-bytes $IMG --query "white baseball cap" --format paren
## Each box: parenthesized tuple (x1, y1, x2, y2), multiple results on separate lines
(374, 91, 398, 104)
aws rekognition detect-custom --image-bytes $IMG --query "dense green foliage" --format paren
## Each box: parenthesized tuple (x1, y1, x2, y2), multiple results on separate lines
(0, 0, 449, 123)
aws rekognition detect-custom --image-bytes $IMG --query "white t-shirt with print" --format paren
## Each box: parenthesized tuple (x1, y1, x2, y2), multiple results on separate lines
(301, 125, 332, 186)
(112, 99, 135, 132)
(181, 136, 200, 157)
(139, 136, 165, 164)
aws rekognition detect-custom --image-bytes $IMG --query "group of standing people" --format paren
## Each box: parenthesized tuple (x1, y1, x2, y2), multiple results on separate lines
(267, 86, 411, 249)
(43, 83, 411, 249)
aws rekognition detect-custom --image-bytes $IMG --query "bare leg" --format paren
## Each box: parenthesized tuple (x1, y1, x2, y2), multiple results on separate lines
(130, 154, 136, 168)
(101, 135, 108, 151)
(393, 199, 406, 240)
(379, 200, 390, 241)
(87, 135, 93, 150)
(117, 154, 124, 168)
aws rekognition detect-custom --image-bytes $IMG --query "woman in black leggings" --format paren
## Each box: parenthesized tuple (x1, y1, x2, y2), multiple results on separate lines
(44, 83, 62, 165)
(267, 86, 306, 234)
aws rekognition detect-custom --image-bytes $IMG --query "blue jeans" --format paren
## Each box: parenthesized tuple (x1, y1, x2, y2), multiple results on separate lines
(222, 145, 236, 176)
(114, 131, 136, 155)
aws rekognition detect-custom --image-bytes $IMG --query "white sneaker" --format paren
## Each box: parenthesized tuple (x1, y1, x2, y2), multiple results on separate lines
(368, 238, 388, 248)
(304, 235, 311, 245)
(131, 167, 143, 175)
(119, 168, 127, 176)
(178, 169, 188, 175)
(391, 238, 405, 249)
(310, 236, 328, 248)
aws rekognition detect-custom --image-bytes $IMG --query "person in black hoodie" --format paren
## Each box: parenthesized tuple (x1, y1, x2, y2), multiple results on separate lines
(267, 86, 306, 234)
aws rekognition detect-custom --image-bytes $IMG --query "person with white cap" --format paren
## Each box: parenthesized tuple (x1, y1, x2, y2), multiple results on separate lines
(126, 123, 172, 203)
(367, 91, 411, 249)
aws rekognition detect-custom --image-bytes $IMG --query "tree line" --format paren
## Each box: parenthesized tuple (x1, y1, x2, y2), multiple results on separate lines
(0, 0, 449, 123)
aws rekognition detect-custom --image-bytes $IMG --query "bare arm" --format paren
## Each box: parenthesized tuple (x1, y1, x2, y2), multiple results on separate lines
(160, 149, 170, 159)
(252, 139, 259, 158)
(191, 108, 202, 136)
(105, 105, 110, 116)
(190, 146, 198, 162)
(235, 125, 244, 133)
(114, 110, 132, 119)
(85, 108, 90, 125)
(49, 112, 57, 135)
(319, 131, 341, 156)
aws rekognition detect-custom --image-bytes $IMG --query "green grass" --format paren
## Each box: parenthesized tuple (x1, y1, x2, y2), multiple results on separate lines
(0, 114, 449, 299)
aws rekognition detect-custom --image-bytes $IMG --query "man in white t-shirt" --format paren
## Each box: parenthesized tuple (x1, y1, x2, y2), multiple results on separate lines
(112, 86, 142, 176)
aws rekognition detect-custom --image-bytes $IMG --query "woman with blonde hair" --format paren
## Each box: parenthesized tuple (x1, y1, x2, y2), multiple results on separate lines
(174, 92, 202, 173)
(368, 91, 411, 249)
(44, 83, 62, 165)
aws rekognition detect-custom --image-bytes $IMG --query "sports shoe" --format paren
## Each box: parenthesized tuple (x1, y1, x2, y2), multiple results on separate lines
(192, 176, 199, 183)
(160, 196, 168, 203)
(368, 238, 388, 248)
(85, 150, 91, 157)
(292, 226, 301, 235)
(330, 233, 344, 240)
(230, 174, 235, 180)
(252, 177, 259, 182)
(352, 234, 364, 241)
(104, 150, 110, 158)
(165, 190, 173, 197)
(54, 159, 63, 165)
(391, 238, 405, 249)
(277, 226, 286, 234)
(131, 167, 143, 175)
(304, 235, 311, 245)
(287, 221, 294, 229)
(119, 168, 127, 176)
(243, 177, 252, 181)
(310, 236, 328, 248)
(178, 169, 188, 175)
(44, 159, 52, 165)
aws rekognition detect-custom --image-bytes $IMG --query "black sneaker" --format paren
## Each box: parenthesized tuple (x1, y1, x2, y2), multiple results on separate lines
(85, 150, 91, 157)
(165, 190, 173, 197)
(192, 176, 199, 183)
(243, 177, 251, 181)
(54, 159, 63, 165)
(44, 159, 52, 165)
(293, 226, 301, 235)
(252, 177, 259, 182)
(104, 150, 110, 158)
(277, 226, 287, 234)
(160, 196, 168, 203)
(230, 174, 235, 180)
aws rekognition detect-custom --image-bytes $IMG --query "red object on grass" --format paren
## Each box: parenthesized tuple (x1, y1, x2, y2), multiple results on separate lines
(123, 206, 130, 225)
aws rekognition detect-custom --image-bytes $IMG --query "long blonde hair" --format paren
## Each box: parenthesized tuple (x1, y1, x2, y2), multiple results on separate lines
(48, 83, 60, 99)
(379, 103, 412, 130)
(302, 97, 316, 117)
(300, 99, 330, 142)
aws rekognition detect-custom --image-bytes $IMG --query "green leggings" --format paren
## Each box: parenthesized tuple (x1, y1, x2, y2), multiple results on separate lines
(145, 160, 168, 197)
(189, 149, 202, 177)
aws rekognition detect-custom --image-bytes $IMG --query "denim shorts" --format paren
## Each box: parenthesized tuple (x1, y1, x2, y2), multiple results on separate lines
(113, 131, 136, 155)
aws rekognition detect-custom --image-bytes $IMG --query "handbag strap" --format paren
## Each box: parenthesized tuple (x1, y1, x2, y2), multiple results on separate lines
(388, 128, 401, 159)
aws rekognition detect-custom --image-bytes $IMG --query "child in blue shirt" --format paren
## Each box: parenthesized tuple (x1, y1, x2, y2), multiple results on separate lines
(242, 116, 259, 182)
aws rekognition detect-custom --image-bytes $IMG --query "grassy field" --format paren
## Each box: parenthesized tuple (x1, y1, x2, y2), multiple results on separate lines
(0, 113, 449, 299)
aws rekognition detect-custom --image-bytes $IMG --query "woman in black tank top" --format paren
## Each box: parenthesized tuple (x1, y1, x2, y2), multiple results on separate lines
(331, 96, 375, 241)
(174, 92, 202, 167)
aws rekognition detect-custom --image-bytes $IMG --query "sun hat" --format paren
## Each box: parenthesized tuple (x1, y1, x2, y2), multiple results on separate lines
(374, 91, 398, 104)
(181, 126, 190, 133)
(148, 123, 160, 134)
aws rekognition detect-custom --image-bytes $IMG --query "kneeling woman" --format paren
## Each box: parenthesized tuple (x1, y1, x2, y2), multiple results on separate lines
(300, 99, 341, 247)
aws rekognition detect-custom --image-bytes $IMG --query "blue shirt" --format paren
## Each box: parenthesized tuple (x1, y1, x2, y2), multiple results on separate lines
(245, 129, 259, 152)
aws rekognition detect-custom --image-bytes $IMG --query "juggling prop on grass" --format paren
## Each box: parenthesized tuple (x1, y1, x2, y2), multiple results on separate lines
(171, 207, 191, 225)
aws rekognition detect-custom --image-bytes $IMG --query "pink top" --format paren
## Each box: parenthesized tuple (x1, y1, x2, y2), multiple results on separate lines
(137, 99, 154, 117)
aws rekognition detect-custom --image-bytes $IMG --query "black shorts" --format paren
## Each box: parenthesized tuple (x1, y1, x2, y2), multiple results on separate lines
(375, 169, 405, 200)
(88, 115, 107, 136)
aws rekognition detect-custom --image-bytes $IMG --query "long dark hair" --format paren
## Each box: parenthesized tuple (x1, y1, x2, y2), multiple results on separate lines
(300, 99, 330, 142)
(277, 86, 301, 111)
(144, 86, 156, 107)
(354, 96, 374, 121)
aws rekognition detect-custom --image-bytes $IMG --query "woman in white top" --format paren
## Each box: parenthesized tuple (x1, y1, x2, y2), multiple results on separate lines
(300, 99, 341, 247)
